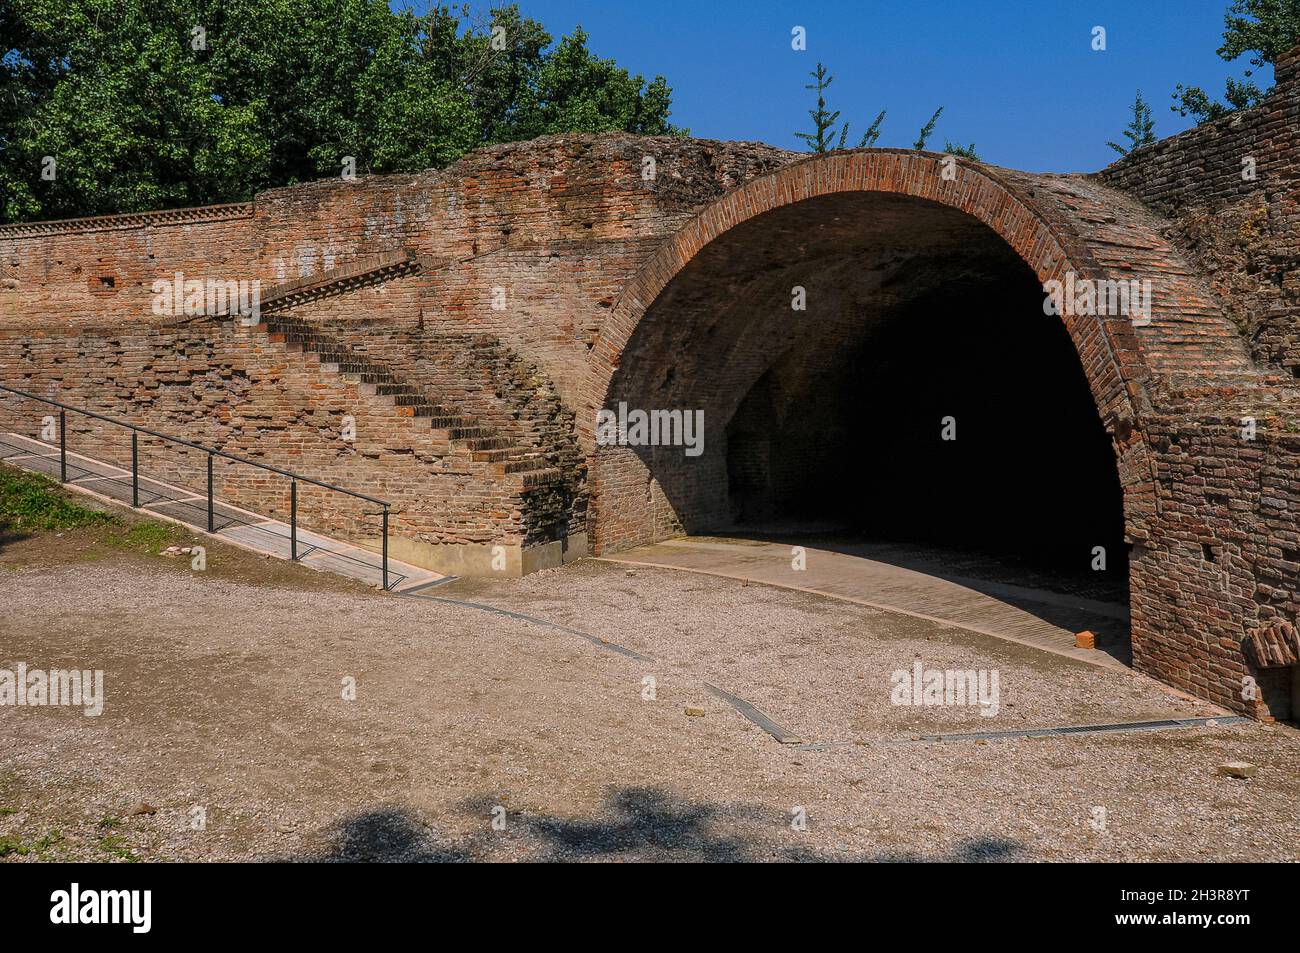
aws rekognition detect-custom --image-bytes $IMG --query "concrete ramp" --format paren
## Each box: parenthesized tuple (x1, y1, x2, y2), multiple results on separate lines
(600, 536, 1130, 670)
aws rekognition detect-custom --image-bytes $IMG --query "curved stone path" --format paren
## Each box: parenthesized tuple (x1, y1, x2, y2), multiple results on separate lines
(599, 535, 1132, 671)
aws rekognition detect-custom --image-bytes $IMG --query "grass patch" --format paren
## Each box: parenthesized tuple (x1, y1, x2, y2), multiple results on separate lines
(0, 461, 190, 562)
(0, 829, 62, 858)
(106, 521, 182, 555)
(97, 833, 138, 862)
(0, 465, 115, 534)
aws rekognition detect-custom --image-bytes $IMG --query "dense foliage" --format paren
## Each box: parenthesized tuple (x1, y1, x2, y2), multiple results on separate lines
(0, 1, 680, 222)
(1173, 0, 1300, 122)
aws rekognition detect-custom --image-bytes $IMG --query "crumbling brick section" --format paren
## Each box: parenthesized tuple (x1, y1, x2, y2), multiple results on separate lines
(1098, 45, 1300, 378)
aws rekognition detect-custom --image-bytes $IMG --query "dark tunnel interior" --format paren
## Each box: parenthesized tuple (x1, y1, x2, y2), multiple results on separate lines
(723, 267, 1128, 589)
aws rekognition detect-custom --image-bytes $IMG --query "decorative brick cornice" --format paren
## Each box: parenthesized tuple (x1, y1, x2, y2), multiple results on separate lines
(0, 202, 253, 240)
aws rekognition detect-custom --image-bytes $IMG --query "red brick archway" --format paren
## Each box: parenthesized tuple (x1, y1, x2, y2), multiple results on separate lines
(582, 148, 1251, 555)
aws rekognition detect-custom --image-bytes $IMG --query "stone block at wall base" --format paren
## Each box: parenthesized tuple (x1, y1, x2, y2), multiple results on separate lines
(377, 531, 589, 578)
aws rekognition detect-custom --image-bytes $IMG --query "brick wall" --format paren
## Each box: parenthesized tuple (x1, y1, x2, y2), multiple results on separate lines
(1097, 46, 1300, 378)
(239, 136, 794, 406)
(1088, 44, 1300, 716)
(266, 275, 590, 546)
(0, 204, 256, 328)
(0, 136, 792, 574)
(1, 117, 1298, 718)
(0, 319, 545, 558)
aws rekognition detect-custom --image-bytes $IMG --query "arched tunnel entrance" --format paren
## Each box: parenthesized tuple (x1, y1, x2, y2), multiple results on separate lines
(592, 182, 1132, 648)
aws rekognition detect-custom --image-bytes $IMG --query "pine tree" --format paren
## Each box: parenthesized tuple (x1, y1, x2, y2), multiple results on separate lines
(793, 66, 960, 153)
(1108, 90, 1156, 155)
(794, 63, 845, 153)
(858, 109, 887, 147)
(914, 107, 943, 150)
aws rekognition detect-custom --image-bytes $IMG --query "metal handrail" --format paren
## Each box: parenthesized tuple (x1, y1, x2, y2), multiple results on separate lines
(0, 382, 392, 589)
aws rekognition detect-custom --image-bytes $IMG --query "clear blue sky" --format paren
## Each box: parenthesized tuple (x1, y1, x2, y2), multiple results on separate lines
(417, 0, 1273, 173)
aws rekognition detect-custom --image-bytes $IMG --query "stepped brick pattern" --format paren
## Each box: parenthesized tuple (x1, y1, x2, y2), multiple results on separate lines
(0, 316, 563, 562)
(3, 53, 1300, 715)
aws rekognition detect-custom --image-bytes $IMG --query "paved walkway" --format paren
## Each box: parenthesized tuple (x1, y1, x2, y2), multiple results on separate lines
(600, 536, 1131, 670)
(0, 432, 443, 593)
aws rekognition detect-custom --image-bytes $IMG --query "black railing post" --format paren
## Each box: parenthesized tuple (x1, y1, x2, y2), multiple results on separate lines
(290, 479, 298, 561)
(131, 431, 139, 507)
(207, 451, 214, 532)
(382, 505, 390, 591)
(58, 409, 67, 482)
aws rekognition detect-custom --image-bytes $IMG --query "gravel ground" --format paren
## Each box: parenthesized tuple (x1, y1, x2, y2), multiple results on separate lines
(441, 561, 1215, 739)
(1, 555, 1297, 862)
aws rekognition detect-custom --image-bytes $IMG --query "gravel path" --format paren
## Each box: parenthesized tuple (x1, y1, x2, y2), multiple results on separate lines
(1, 558, 1296, 862)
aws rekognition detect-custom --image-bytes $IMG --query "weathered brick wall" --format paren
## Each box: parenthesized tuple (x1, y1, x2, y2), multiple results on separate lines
(267, 275, 590, 544)
(1097, 46, 1300, 377)
(1087, 45, 1300, 717)
(0, 204, 257, 328)
(0, 117, 1297, 718)
(2, 135, 792, 387)
(0, 136, 791, 573)
(242, 136, 793, 406)
(0, 319, 543, 556)
(1128, 384, 1300, 716)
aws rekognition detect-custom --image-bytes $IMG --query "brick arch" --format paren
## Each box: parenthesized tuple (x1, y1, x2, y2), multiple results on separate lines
(582, 147, 1251, 554)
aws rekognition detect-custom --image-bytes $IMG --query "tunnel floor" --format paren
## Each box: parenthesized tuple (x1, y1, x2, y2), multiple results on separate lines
(599, 531, 1132, 669)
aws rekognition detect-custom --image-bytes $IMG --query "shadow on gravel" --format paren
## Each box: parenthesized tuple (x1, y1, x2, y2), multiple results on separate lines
(276, 807, 472, 863)
(0, 528, 32, 554)
(277, 788, 1026, 863)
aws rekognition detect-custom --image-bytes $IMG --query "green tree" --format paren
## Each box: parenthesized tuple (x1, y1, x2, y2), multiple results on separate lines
(0, 0, 682, 223)
(1108, 89, 1156, 155)
(793, 62, 887, 151)
(513, 26, 677, 139)
(2, 0, 267, 221)
(1172, 0, 1300, 122)
(794, 61, 974, 154)
(1220, 0, 1300, 63)
(794, 62, 844, 153)
(855, 109, 887, 148)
